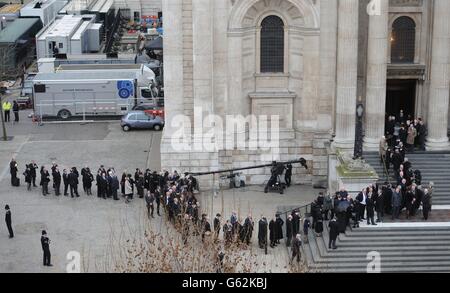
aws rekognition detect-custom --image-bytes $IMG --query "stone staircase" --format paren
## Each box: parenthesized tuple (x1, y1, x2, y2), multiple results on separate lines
(364, 152, 450, 205)
(302, 223, 450, 273)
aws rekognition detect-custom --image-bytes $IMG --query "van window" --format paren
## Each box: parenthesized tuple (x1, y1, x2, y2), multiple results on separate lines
(141, 89, 153, 98)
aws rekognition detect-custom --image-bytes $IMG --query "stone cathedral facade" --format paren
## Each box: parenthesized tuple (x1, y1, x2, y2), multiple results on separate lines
(161, 0, 450, 187)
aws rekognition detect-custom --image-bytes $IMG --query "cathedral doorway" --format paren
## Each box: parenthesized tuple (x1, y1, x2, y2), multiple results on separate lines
(386, 79, 416, 121)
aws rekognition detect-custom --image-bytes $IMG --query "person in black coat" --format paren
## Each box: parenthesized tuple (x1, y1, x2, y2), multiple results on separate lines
(120, 172, 127, 196)
(285, 163, 292, 187)
(422, 188, 432, 221)
(145, 191, 155, 219)
(52, 167, 61, 196)
(375, 190, 384, 222)
(12, 101, 19, 123)
(41, 230, 52, 266)
(5, 205, 13, 238)
(62, 169, 69, 196)
(292, 210, 300, 236)
(213, 213, 221, 242)
(275, 214, 284, 244)
(110, 173, 120, 200)
(40, 167, 50, 196)
(290, 234, 302, 264)
(366, 195, 377, 225)
(391, 150, 403, 172)
(10, 159, 18, 186)
(258, 216, 268, 249)
(68, 168, 79, 197)
(154, 189, 161, 214)
(23, 165, 32, 191)
(314, 212, 324, 236)
(84, 168, 94, 196)
(243, 215, 254, 245)
(286, 215, 293, 247)
(269, 218, 277, 248)
(136, 173, 145, 198)
(81, 167, 88, 192)
(328, 218, 339, 250)
(97, 173, 107, 199)
(202, 217, 212, 243)
(29, 161, 38, 187)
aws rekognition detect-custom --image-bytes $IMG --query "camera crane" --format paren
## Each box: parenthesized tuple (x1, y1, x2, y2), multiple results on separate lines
(187, 158, 309, 191)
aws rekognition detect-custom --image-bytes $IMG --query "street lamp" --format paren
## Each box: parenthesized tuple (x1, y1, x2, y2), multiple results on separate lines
(0, 87, 8, 141)
(354, 98, 364, 160)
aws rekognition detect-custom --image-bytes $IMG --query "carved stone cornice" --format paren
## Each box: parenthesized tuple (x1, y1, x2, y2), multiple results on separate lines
(387, 64, 426, 80)
(389, 0, 423, 7)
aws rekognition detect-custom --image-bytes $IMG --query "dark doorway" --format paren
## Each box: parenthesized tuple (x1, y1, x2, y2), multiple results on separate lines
(386, 79, 416, 120)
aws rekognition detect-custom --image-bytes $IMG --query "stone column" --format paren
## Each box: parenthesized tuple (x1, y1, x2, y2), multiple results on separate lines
(333, 0, 359, 151)
(427, 0, 450, 150)
(160, 0, 187, 174)
(318, 0, 338, 131)
(363, 0, 389, 151)
(161, 0, 184, 139)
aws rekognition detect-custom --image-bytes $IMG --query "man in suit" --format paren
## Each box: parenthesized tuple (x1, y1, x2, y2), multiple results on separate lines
(5, 205, 13, 238)
(62, 169, 69, 196)
(29, 161, 38, 187)
(41, 230, 52, 266)
(52, 167, 61, 196)
(68, 168, 79, 197)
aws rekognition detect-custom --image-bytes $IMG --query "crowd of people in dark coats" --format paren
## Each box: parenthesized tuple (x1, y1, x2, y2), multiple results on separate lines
(384, 112, 428, 154)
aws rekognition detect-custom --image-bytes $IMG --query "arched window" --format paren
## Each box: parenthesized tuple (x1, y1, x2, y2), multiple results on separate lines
(260, 15, 284, 73)
(391, 16, 416, 63)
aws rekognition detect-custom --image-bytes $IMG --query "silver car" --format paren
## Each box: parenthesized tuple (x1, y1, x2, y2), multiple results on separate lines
(120, 111, 165, 132)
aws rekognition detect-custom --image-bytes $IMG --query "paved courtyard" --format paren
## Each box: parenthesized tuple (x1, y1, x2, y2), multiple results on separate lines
(0, 111, 319, 272)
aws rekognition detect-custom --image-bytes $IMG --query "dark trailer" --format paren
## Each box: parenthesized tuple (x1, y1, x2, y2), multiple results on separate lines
(0, 18, 43, 78)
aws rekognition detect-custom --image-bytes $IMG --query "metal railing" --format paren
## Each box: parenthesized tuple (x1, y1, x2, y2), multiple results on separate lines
(380, 153, 391, 181)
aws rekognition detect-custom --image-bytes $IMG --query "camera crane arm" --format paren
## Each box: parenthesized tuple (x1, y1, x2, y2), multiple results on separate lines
(186, 158, 308, 177)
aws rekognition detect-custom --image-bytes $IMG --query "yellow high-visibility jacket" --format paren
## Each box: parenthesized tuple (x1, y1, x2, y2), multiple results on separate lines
(2, 101, 12, 111)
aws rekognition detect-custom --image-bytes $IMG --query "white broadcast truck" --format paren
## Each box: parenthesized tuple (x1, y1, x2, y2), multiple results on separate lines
(33, 65, 158, 119)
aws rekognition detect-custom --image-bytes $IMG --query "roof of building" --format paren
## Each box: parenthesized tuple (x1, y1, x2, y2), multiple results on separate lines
(57, 64, 143, 71)
(37, 14, 95, 40)
(0, 4, 21, 14)
(71, 20, 90, 40)
(33, 70, 138, 82)
(0, 18, 40, 43)
(21, 0, 57, 10)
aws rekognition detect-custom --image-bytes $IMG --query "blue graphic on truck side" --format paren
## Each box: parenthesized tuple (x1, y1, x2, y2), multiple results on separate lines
(117, 80, 134, 99)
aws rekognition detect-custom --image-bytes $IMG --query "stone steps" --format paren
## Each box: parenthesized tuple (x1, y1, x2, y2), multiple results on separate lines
(364, 152, 450, 205)
(303, 220, 450, 272)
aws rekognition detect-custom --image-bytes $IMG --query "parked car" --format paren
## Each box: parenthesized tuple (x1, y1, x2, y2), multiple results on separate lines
(121, 111, 164, 132)
(132, 104, 165, 118)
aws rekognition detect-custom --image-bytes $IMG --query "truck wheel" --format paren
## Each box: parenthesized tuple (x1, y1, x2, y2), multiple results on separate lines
(122, 125, 131, 132)
(58, 109, 71, 120)
(153, 124, 162, 131)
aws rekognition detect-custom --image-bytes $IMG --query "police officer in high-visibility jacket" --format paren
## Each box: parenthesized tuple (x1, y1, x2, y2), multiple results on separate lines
(2, 100, 12, 122)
